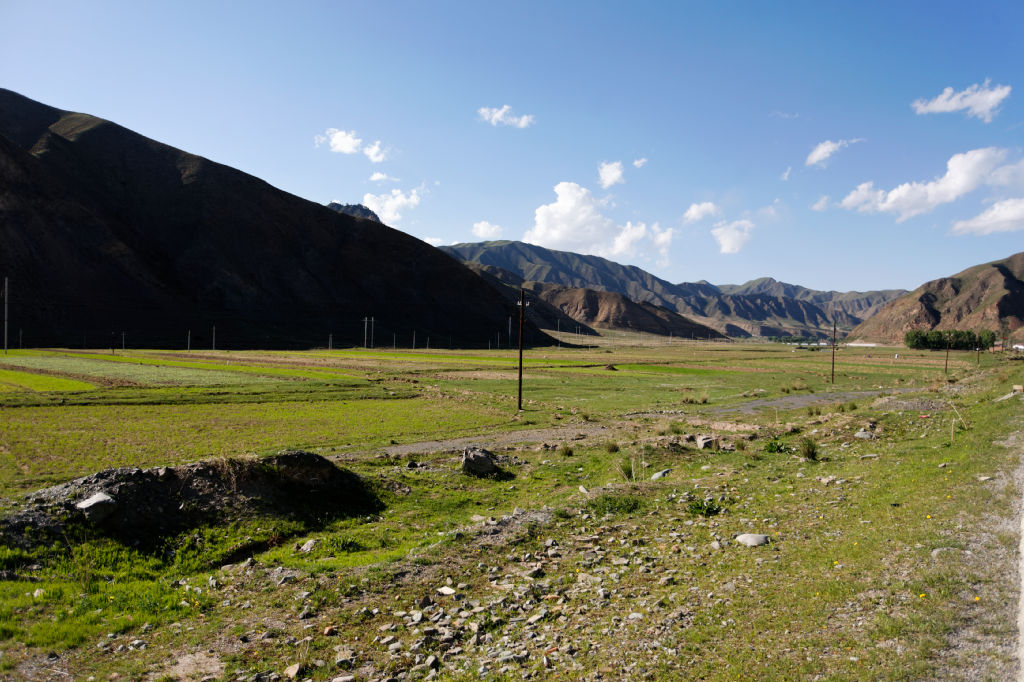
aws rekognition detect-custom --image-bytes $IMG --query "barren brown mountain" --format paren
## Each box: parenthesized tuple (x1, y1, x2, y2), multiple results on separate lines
(850, 251, 1024, 343)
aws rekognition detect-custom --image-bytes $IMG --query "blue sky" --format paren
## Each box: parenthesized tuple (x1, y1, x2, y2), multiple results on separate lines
(3, 1, 1023, 291)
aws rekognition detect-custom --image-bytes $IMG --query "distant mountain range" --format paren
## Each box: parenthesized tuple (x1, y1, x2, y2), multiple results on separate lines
(441, 241, 906, 339)
(0, 89, 551, 349)
(850, 251, 1024, 343)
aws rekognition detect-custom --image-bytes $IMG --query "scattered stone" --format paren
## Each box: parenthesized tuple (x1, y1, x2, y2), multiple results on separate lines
(298, 539, 318, 553)
(860, 454, 879, 460)
(75, 492, 117, 522)
(462, 447, 499, 477)
(651, 469, 672, 481)
(977, 476, 993, 482)
(696, 436, 718, 450)
(735, 533, 770, 547)
(437, 586, 456, 596)
(283, 662, 303, 679)
(853, 430, 876, 440)
(579, 485, 589, 494)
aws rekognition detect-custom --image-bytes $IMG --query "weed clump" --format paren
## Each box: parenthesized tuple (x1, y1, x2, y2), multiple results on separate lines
(798, 436, 819, 462)
(557, 443, 574, 457)
(587, 493, 644, 516)
(686, 498, 724, 517)
(604, 441, 620, 454)
(764, 439, 792, 454)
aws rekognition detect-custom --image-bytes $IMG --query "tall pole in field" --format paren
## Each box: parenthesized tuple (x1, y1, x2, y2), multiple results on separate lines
(187, 329, 191, 352)
(2, 277, 7, 355)
(831, 320, 836, 384)
(944, 332, 950, 374)
(212, 325, 216, 351)
(518, 289, 525, 411)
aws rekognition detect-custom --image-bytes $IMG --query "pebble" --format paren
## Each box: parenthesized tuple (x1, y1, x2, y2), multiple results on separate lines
(437, 586, 456, 596)
(735, 533, 770, 547)
(651, 469, 672, 481)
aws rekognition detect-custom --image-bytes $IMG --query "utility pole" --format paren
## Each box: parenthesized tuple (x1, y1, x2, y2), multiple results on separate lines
(517, 290, 530, 411)
(412, 331, 416, 349)
(831, 320, 836, 384)
(328, 333, 333, 350)
(944, 332, 950, 374)
(2, 276, 7, 355)
(121, 331, 125, 351)
(508, 316, 512, 349)
(187, 329, 191, 352)
(212, 325, 216, 351)
(363, 317, 368, 348)
(371, 318, 375, 348)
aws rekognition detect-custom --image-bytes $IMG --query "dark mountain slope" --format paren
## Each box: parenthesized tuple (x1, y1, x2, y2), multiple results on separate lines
(0, 89, 548, 348)
(850, 252, 1024, 343)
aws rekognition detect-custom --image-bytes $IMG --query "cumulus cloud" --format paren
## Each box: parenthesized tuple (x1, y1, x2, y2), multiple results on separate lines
(477, 105, 535, 128)
(523, 182, 671, 262)
(314, 128, 363, 154)
(771, 110, 800, 120)
(682, 201, 721, 223)
(811, 195, 830, 212)
(598, 161, 625, 189)
(951, 198, 1024, 235)
(363, 140, 387, 163)
(839, 147, 1007, 221)
(369, 171, 398, 182)
(912, 80, 1012, 123)
(362, 187, 422, 224)
(781, 166, 791, 181)
(710, 219, 755, 254)
(806, 138, 864, 167)
(472, 221, 503, 240)
(633, 158, 648, 168)
(423, 237, 444, 246)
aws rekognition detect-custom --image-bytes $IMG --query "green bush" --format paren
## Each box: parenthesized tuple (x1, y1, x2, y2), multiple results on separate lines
(587, 494, 644, 516)
(798, 437, 818, 462)
(686, 498, 724, 517)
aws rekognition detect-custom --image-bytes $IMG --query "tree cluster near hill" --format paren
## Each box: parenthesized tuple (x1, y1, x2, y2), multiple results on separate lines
(904, 329, 996, 351)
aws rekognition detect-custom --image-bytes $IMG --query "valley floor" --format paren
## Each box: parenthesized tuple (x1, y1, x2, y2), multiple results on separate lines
(0, 339, 1021, 680)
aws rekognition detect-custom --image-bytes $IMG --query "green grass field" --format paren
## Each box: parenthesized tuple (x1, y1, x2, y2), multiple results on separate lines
(0, 340, 1018, 680)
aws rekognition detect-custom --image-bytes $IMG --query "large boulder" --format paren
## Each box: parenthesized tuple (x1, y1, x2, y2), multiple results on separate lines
(462, 447, 499, 477)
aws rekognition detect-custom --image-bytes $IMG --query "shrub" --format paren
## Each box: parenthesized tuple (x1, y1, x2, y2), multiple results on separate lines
(764, 439, 792, 454)
(587, 494, 644, 516)
(557, 443, 574, 457)
(604, 441, 620, 454)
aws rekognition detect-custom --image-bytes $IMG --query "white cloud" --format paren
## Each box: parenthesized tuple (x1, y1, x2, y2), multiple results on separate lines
(951, 198, 1024, 235)
(472, 221, 503, 240)
(811, 195, 830, 212)
(523, 182, 670, 262)
(598, 161, 625, 189)
(781, 166, 791, 181)
(771, 111, 800, 120)
(757, 198, 784, 221)
(682, 201, 721, 223)
(650, 224, 674, 266)
(806, 138, 864, 167)
(477, 105, 535, 128)
(363, 140, 387, 163)
(912, 80, 1012, 123)
(423, 237, 444, 246)
(362, 187, 422, 224)
(369, 171, 398, 182)
(633, 158, 648, 168)
(711, 219, 755, 254)
(315, 128, 363, 154)
(989, 158, 1024, 188)
(839, 147, 1007, 221)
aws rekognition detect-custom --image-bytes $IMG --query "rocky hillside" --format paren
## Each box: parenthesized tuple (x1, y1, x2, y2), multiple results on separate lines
(442, 241, 901, 338)
(0, 89, 551, 348)
(850, 251, 1024, 343)
(327, 202, 380, 222)
(466, 264, 723, 339)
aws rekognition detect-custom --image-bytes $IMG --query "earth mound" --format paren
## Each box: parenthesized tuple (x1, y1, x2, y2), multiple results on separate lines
(0, 451, 381, 550)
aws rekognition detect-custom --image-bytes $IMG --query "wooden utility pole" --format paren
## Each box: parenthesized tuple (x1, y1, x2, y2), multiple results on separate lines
(831, 320, 836, 384)
(212, 326, 216, 351)
(187, 329, 191, 352)
(2, 276, 7, 355)
(944, 332, 950, 374)
(518, 289, 525, 411)
(328, 333, 333, 351)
